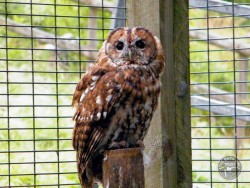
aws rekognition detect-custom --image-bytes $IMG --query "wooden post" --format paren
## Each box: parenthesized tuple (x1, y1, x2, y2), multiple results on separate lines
(127, 0, 191, 187)
(236, 55, 248, 150)
(103, 148, 144, 188)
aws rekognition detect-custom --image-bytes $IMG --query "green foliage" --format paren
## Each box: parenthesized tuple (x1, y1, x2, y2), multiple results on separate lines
(224, 0, 250, 3)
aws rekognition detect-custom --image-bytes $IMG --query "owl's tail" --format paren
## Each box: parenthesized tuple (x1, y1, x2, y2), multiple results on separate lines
(79, 168, 94, 188)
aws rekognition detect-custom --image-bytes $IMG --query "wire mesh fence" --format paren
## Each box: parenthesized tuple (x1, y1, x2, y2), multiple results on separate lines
(0, 0, 125, 187)
(190, 0, 250, 187)
(1, 0, 250, 187)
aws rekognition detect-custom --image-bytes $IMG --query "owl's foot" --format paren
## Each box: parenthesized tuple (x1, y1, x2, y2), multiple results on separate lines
(99, 149, 105, 154)
(109, 141, 120, 149)
(136, 140, 145, 149)
(118, 140, 130, 148)
(109, 140, 130, 149)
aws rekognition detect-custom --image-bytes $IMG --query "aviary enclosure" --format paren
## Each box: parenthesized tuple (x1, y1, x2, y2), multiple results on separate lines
(0, 0, 249, 187)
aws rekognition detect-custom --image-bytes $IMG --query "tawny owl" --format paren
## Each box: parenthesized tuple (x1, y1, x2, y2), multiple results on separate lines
(72, 27, 165, 188)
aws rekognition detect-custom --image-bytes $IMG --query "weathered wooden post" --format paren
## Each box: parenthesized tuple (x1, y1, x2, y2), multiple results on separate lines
(237, 55, 248, 150)
(103, 148, 144, 188)
(127, 0, 191, 188)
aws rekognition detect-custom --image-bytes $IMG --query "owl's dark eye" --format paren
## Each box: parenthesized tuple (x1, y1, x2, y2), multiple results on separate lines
(135, 40, 145, 49)
(116, 41, 124, 50)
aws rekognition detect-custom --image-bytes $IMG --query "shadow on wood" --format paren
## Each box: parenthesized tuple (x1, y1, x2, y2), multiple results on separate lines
(103, 148, 144, 188)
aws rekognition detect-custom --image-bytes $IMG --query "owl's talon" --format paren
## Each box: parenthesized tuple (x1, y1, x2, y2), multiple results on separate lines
(136, 140, 145, 149)
(118, 140, 130, 148)
(99, 149, 105, 154)
(109, 141, 120, 149)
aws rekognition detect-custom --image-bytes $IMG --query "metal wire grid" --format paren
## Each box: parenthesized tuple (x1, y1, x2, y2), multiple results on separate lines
(190, 0, 250, 187)
(0, 0, 125, 187)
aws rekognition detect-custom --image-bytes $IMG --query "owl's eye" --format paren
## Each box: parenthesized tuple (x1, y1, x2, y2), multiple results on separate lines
(116, 41, 124, 50)
(135, 40, 145, 49)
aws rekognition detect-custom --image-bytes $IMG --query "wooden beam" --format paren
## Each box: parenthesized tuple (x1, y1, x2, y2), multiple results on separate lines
(191, 85, 235, 103)
(127, 0, 191, 187)
(236, 56, 249, 148)
(191, 96, 250, 122)
(103, 148, 144, 188)
(189, 0, 250, 19)
(167, 0, 191, 187)
(190, 28, 250, 57)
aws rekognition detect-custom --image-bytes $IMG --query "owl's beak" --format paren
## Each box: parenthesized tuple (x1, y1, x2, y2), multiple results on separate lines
(123, 46, 133, 61)
(128, 49, 132, 61)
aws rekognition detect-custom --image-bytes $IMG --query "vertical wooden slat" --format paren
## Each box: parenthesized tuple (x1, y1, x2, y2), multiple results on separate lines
(127, 3, 162, 188)
(172, 1, 192, 187)
(127, 0, 191, 187)
(236, 56, 248, 150)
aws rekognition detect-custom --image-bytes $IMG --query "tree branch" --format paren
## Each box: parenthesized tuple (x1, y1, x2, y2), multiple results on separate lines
(0, 16, 97, 59)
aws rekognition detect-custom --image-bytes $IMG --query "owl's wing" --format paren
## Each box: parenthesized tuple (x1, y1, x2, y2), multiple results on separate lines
(71, 41, 107, 108)
(72, 65, 123, 177)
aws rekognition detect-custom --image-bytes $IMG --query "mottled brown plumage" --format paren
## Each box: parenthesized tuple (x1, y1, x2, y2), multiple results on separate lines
(72, 27, 165, 188)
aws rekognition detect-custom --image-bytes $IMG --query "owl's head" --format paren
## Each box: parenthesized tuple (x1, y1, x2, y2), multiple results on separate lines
(105, 27, 163, 67)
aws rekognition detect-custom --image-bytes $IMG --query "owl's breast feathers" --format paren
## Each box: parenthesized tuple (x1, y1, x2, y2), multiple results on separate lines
(73, 65, 160, 137)
(72, 65, 160, 125)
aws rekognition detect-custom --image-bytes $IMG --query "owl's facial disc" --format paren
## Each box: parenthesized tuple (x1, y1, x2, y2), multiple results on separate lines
(120, 39, 147, 61)
(111, 38, 148, 64)
(105, 27, 157, 66)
